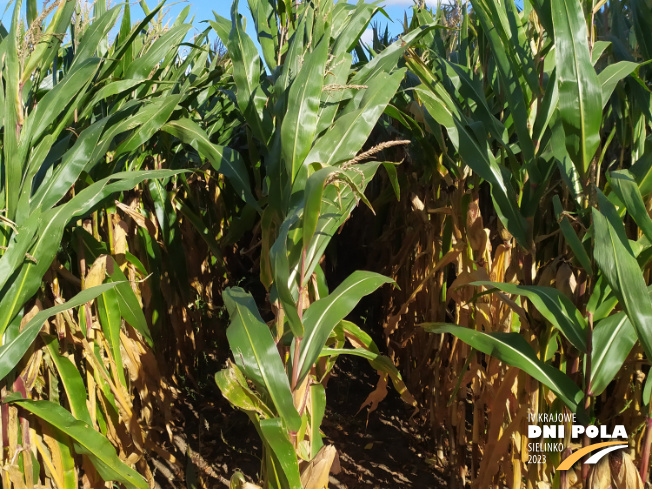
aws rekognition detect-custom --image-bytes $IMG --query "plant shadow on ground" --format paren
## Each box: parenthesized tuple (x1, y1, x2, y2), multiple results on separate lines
(153, 340, 446, 488)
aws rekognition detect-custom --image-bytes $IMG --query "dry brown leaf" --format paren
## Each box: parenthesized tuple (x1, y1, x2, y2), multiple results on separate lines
(357, 373, 388, 416)
(586, 450, 643, 489)
(536, 261, 558, 287)
(587, 453, 614, 489)
(84, 255, 108, 289)
(5, 463, 29, 489)
(115, 201, 157, 237)
(611, 451, 644, 489)
(555, 263, 577, 299)
(466, 197, 486, 252)
(113, 218, 129, 257)
(448, 267, 490, 304)
(300, 445, 337, 489)
(19, 300, 42, 331)
(490, 244, 510, 283)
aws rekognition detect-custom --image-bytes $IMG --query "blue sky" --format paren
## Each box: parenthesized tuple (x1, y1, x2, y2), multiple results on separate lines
(0, 0, 448, 47)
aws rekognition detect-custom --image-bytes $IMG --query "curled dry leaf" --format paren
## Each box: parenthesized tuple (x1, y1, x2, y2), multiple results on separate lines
(587, 451, 644, 489)
(466, 197, 486, 252)
(115, 201, 157, 238)
(587, 454, 613, 489)
(490, 244, 510, 283)
(611, 451, 644, 489)
(300, 445, 337, 489)
(357, 372, 389, 416)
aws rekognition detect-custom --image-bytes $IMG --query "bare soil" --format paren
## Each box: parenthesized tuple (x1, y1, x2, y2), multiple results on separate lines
(153, 352, 446, 488)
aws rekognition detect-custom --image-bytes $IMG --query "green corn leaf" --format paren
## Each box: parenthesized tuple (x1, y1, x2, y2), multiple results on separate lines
(470, 0, 536, 161)
(532, 71, 560, 154)
(596, 190, 630, 245)
(22, 58, 100, 147)
(586, 275, 618, 321)
(114, 95, 183, 158)
(552, 195, 593, 275)
(590, 312, 636, 396)
(281, 35, 329, 182)
(0, 170, 182, 334)
(3, 395, 148, 489)
(228, 0, 271, 144)
(101, 256, 152, 347)
(247, 0, 279, 70)
(591, 41, 611, 65)
(26, 0, 36, 24)
(592, 208, 652, 362)
(301, 162, 381, 283)
(69, 5, 122, 70)
(349, 24, 433, 85)
(209, 15, 233, 48)
(315, 52, 352, 135)
(632, 0, 652, 60)
(162, 118, 260, 211)
(29, 119, 108, 213)
(223, 288, 301, 431)
(52, 427, 77, 489)
(552, 0, 602, 177)
(301, 166, 341, 251)
(270, 215, 304, 337)
(644, 372, 652, 407)
(305, 70, 405, 167)
(340, 320, 379, 353)
(42, 335, 93, 425)
(331, 2, 377, 56)
(598, 61, 639, 108)
(422, 324, 583, 411)
(100, 2, 165, 79)
(0, 215, 40, 294)
(259, 418, 302, 489)
(608, 169, 652, 243)
(295, 271, 394, 384)
(20, 0, 76, 86)
(93, 0, 108, 51)
(308, 383, 326, 459)
(123, 24, 191, 80)
(322, 345, 415, 407)
(4, 0, 26, 222)
(215, 360, 274, 418)
(97, 288, 126, 387)
(382, 163, 400, 201)
(412, 82, 529, 248)
(629, 145, 652, 198)
(274, 13, 307, 93)
(471, 281, 587, 352)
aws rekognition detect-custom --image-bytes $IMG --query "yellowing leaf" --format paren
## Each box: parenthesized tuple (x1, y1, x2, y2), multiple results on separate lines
(84, 255, 108, 289)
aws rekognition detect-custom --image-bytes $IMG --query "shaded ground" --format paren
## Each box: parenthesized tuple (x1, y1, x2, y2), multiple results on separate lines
(153, 352, 446, 488)
(321, 356, 446, 488)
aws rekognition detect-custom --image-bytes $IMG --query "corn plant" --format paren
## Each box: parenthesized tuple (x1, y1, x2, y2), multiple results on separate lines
(209, 0, 437, 487)
(353, 0, 652, 486)
(0, 0, 254, 487)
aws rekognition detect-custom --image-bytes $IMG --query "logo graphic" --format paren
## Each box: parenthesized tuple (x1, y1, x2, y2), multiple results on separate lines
(527, 413, 628, 469)
(556, 441, 629, 470)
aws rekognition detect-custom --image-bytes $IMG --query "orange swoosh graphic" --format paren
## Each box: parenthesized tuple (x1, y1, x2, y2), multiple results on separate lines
(557, 441, 625, 470)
